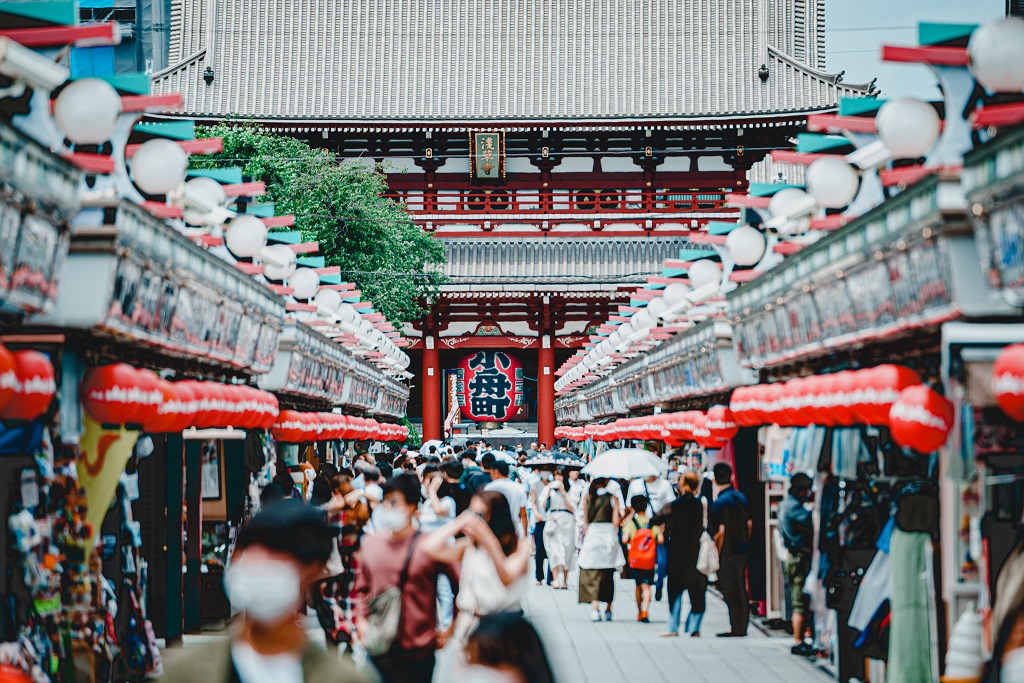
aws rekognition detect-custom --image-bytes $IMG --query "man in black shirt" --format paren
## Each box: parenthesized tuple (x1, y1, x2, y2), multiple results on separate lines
(710, 463, 752, 637)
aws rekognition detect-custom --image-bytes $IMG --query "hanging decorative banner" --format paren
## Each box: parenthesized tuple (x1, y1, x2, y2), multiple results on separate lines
(469, 130, 505, 183)
(77, 414, 139, 548)
(456, 351, 523, 423)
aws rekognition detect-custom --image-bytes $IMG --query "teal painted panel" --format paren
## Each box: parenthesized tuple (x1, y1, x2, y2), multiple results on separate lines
(919, 22, 976, 46)
(749, 182, 803, 197)
(267, 230, 300, 244)
(134, 120, 195, 140)
(796, 133, 849, 154)
(245, 204, 276, 217)
(187, 167, 242, 184)
(84, 73, 150, 94)
(839, 97, 884, 117)
(319, 273, 341, 284)
(707, 221, 740, 235)
(0, 1, 76, 24)
(296, 257, 325, 268)
(678, 248, 718, 261)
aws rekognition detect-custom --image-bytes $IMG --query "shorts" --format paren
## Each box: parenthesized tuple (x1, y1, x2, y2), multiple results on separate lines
(785, 550, 811, 615)
(632, 569, 655, 585)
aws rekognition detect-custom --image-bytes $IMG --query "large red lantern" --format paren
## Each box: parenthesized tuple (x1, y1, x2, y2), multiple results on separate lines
(272, 410, 307, 443)
(1, 350, 56, 421)
(159, 381, 198, 433)
(853, 365, 922, 426)
(889, 385, 954, 454)
(457, 351, 523, 423)
(82, 363, 147, 425)
(141, 379, 179, 433)
(993, 344, 1024, 421)
(706, 405, 739, 441)
(0, 343, 17, 413)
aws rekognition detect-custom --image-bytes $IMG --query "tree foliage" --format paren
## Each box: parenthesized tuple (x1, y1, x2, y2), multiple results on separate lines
(191, 123, 446, 325)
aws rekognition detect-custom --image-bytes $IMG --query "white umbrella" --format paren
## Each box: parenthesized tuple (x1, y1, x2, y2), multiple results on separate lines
(581, 448, 667, 480)
(478, 449, 517, 465)
(420, 439, 443, 454)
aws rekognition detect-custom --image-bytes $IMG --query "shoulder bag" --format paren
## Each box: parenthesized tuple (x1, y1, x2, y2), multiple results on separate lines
(364, 533, 420, 657)
(696, 497, 720, 577)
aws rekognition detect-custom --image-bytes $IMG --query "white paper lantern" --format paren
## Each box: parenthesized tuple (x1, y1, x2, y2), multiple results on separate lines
(647, 296, 669, 319)
(969, 17, 1024, 94)
(129, 138, 188, 196)
(663, 283, 692, 307)
(688, 259, 721, 290)
(336, 303, 360, 325)
(632, 309, 656, 331)
(725, 226, 767, 267)
(260, 244, 297, 281)
(54, 78, 122, 145)
(876, 98, 941, 160)
(183, 177, 228, 226)
(768, 188, 814, 236)
(288, 268, 320, 300)
(314, 288, 342, 318)
(224, 215, 268, 258)
(806, 157, 860, 209)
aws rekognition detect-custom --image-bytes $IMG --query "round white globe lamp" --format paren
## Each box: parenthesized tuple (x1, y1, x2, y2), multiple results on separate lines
(876, 98, 941, 160)
(288, 268, 320, 300)
(261, 244, 297, 281)
(969, 17, 1024, 93)
(313, 288, 342, 318)
(688, 259, 721, 291)
(129, 138, 189, 195)
(224, 215, 268, 258)
(768, 188, 814, 236)
(183, 177, 228, 226)
(806, 157, 860, 209)
(647, 296, 669, 319)
(724, 226, 767, 267)
(54, 78, 122, 145)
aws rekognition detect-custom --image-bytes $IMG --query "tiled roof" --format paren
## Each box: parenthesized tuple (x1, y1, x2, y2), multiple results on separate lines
(442, 236, 709, 284)
(152, 0, 874, 123)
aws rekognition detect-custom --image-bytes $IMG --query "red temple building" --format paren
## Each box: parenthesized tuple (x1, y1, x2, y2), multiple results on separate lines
(152, 0, 873, 444)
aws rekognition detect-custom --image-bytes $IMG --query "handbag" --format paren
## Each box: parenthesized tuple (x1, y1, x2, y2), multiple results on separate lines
(364, 533, 420, 657)
(696, 497, 720, 576)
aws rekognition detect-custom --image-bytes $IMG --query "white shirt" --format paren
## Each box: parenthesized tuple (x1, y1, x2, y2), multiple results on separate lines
(485, 478, 528, 535)
(419, 496, 456, 533)
(231, 642, 302, 683)
(626, 477, 676, 515)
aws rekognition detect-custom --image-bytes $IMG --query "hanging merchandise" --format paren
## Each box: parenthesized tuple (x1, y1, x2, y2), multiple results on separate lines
(0, 351, 57, 422)
(888, 385, 955, 454)
(76, 415, 140, 548)
(992, 343, 1024, 421)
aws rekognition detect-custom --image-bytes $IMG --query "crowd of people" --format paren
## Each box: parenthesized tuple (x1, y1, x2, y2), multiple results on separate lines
(161, 439, 814, 683)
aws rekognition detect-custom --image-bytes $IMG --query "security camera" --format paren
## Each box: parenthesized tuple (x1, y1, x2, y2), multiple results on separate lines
(0, 38, 69, 92)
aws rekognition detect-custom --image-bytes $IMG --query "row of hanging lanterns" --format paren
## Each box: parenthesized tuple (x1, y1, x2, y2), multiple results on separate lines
(270, 411, 407, 444)
(558, 405, 738, 449)
(81, 363, 280, 432)
(0, 344, 57, 422)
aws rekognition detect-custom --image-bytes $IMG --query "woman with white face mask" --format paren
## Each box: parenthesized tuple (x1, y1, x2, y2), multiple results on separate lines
(539, 467, 576, 590)
(161, 500, 369, 683)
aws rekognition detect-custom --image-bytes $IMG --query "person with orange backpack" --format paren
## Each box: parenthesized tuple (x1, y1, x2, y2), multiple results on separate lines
(621, 494, 662, 623)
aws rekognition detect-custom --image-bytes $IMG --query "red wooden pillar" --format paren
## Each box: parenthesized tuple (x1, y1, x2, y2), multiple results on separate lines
(537, 335, 555, 449)
(421, 336, 442, 441)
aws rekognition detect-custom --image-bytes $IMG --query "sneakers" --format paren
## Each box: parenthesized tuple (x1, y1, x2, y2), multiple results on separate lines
(791, 642, 817, 657)
(638, 611, 650, 623)
(659, 632, 678, 637)
(591, 610, 602, 622)
(604, 610, 613, 621)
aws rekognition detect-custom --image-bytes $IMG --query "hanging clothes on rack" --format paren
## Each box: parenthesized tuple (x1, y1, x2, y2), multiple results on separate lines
(888, 528, 938, 683)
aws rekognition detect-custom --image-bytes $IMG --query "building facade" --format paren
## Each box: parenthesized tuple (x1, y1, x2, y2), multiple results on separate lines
(151, 0, 873, 443)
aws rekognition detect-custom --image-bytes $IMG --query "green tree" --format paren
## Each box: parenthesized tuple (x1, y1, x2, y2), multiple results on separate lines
(191, 123, 446, 325)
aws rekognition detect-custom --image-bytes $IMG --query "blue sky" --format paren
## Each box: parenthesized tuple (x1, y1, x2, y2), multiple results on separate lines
(825, 0, 1005, 99)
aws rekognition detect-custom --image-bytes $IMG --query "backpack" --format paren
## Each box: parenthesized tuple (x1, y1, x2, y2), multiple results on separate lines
(627, 517, 658, 570)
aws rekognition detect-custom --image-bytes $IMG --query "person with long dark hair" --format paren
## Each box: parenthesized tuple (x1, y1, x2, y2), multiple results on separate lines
(421, 490, 532, 665)
(655, 470, 707, 637)
(464, 611, 556, 683)
(577, 478, 625, 622)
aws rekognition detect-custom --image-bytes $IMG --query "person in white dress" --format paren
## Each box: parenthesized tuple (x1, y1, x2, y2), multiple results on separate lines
(420, 489, 531, 664)
(578, 479, 625, 622)
(539, 467, 576, 590)
(568, 469, 588, 550)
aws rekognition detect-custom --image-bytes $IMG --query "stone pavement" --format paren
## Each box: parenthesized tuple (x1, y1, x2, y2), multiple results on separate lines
(161, 574, 832, 683)
(514, 575, 833, 683)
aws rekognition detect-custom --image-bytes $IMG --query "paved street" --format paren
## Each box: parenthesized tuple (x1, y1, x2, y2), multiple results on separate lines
(163, 573, 831, 683)
(514, 577, 831, 683)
